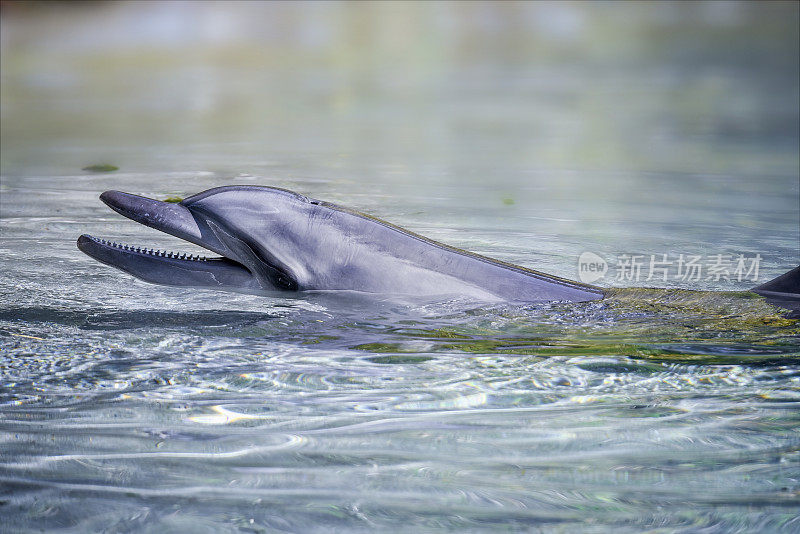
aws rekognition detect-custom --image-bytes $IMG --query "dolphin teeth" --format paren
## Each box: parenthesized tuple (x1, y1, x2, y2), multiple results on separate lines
(91, 236, 208, 261)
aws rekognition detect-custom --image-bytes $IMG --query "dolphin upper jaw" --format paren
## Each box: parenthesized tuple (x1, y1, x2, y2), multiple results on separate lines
(99, 190, 228, 256)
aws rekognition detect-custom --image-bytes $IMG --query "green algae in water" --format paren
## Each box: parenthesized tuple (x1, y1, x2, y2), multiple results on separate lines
(82, 163, 119, 172)
(162, 196, 184, 203)
(351, 289, 800, 365)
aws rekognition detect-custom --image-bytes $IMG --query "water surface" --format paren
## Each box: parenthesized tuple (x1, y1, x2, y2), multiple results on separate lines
(1, 2, 799, 532)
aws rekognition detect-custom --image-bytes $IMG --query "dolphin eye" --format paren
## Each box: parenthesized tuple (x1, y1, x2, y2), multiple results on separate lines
(275, 273, 297, 290)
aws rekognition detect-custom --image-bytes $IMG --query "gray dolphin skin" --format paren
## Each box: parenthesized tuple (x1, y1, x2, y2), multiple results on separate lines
(77, 185, 800, 308)
(77, 185, 604, 302)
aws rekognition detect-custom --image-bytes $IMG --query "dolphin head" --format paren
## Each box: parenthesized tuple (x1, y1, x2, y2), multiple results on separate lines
(78, 186, 326, 293)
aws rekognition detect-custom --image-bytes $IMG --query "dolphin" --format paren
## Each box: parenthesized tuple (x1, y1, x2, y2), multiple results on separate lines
(77, 185, 799, 308)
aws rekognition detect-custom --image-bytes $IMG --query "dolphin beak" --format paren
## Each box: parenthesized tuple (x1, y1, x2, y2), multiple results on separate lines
(100, 190, 204, 245)
(98, 190, 230, 256)
(77, 191, 259, 291)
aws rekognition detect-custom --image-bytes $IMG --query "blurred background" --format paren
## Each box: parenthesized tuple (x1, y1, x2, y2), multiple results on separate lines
(1, 0, 798, 285)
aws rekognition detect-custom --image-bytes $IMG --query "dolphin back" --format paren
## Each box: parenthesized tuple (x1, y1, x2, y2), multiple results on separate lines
(752, 265, 800, 315)
(313, 200, 604, 303)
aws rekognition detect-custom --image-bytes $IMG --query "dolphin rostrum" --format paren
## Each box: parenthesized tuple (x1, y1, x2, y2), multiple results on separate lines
(77, 186, 799, 307)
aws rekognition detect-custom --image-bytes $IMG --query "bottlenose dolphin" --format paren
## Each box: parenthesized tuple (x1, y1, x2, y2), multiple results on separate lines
(77, 185, 799, 308)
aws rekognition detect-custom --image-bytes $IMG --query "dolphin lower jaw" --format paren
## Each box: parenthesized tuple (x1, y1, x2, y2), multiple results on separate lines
(77, 235, 260, 290)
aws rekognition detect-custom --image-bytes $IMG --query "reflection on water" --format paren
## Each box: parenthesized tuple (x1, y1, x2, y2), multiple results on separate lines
(1, 2, 799, 532)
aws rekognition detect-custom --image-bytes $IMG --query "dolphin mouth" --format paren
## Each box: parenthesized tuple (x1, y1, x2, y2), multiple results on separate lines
(77, 191, 260, 291)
